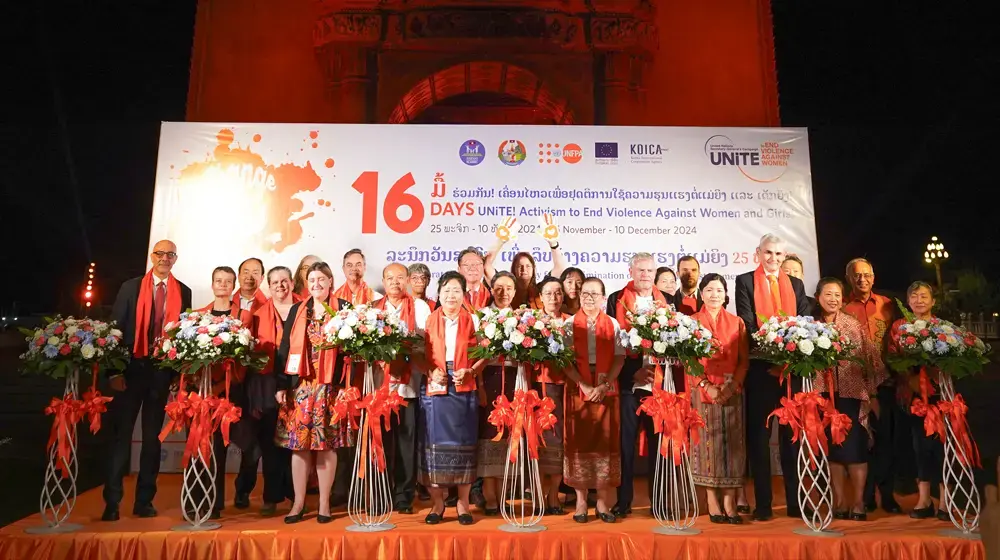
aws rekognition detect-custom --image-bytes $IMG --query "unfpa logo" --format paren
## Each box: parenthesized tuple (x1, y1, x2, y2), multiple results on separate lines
(536, 143, 582, 164)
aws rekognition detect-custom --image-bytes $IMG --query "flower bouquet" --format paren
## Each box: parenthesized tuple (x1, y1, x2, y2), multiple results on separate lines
(320, 303, 420, 363)
(19, 316, 128, 532)
(469, 306, 575, 368)
(753, 315, 855, 535)
(618, 303, 715, 378)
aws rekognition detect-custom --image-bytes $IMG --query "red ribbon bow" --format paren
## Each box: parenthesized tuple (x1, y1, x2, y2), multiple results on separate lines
(936, 394, 981, 468)
(355, 385, 408, 478)
(768, 391, 852, 470)
(44, 396, 83, 479)
(181, 391, 219, 469)
(330, 386, 362, 430)
(80, 363, 113, 434)
(637, 387, 706, 465)
(488, 388, 558, 462)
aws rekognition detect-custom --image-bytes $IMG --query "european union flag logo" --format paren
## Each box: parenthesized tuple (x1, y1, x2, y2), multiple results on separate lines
(595, 142, 618, 158)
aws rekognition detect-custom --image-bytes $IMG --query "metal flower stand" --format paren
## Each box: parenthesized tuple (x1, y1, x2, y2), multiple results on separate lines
(173, 369, 220, 531)
(498, 364, 546, 533)
(937, 371, 981, 540)
(792, 376, 840, 537)
(25, 369, 83, 534)
(649, 357, 700, 536)
(346, 361, 394, 532)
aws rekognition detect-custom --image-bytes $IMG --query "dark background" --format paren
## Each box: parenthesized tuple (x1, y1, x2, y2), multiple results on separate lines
(1, 1, 996, 314)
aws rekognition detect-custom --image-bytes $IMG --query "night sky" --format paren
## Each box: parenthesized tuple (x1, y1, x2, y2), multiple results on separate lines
(1, 1, 995, 314)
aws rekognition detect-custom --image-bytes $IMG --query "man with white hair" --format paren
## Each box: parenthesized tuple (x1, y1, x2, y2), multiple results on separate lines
(606, 251, 678, 518)
(734, 233, 811, 521)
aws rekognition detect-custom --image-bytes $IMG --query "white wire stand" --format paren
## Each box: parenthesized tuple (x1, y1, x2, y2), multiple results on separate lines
(937, 371, 981, 541)
(498, 363, 546, 533)
(173, 368, 220, 531)
(792, 375, 841, 538)
(346, 360, 394, 532)
(648, 356, 700, 536)
(26, 368, 83, 534)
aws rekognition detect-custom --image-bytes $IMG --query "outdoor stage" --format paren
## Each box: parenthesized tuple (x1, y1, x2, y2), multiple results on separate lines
(0, 475, 984, 560)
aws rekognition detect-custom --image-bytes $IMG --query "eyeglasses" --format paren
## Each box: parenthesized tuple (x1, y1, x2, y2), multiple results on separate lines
(580, 292, 603, 300)
(541, 292, 562, 299)
(852, 273, 874, 280)
(460, 262, 483, 270)
(152, 251, 177, 259)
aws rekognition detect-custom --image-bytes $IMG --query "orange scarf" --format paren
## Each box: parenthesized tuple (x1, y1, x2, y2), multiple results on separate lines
(254, 300, 286, 375)
(133, 270, 183, 358)
(232, 289, 268, 318)
(333, 281, 374, 306)
(615, 281, 667, 331)
(573, 310, 616, 391)
(425, 307, 475, 391)
(420, 296, 438, 311)
(375, 295, 417, 385)
(464, 280, 491, 311)
(752, 265, 797, 326)
(286, 298, 340, 383)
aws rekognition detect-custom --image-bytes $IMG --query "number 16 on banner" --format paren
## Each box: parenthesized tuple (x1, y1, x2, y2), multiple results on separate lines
(352, 172, 425, 234)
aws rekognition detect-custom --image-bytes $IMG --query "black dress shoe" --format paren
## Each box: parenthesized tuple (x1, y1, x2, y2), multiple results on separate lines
(425, 511, 443, 525)
(937, 509, 951, 522)
(317, 514, 333, 524)
(234, 493, 251, 509)
(133, 504, 158, 518)
(727, 514, 744, 525)
(709, 514, 727, 524)
(458, 513, 474, 525)
(736, 505, 751, 515)
(850, 511, 867, 521)
(483, 506, 499, 516)
(573, 513, 589, 523)
(909, 506, 935, 519)
(611, 503, 631, 518)
(101, 505, 120, 522)
(545, 506, 564, 516)
(261, 502, 278, 516)
(210, 510, 222, 520)
(752, 509, 773, 521)
(395, 504, 414, 514)
(833, 510, 850, 520)
(597, 511, 616, 523)
(284, 505, 308, 524)
(882, 500, 903, 514)
(865, 501, 878, 513)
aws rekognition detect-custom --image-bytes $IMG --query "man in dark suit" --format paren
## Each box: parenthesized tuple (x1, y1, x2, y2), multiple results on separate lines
(734, 234, 811, 521)
(606, 252, 679, 517)
(674, 255, 703, 315)
(102, 239, 192, 521)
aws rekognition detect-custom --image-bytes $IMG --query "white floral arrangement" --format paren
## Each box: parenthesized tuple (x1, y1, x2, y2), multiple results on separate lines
(469, 306, 574, 367)
(752, 315, 854, 378)
(20, 316, 128, 378)
(155, 311, 260, 373)
(886, 312, 990, 379)
(321, 303, 419, 363)
(618, 303, 715, 375)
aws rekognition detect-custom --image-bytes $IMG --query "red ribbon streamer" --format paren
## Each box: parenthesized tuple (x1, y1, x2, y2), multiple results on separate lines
(80, 363, 113, 435)
(44, 396, 83, 479)
(768, 390, 852, 470)
(487, 385, 558, 462)
(211, 359, 242, 447)
(330, 386, 362, 431)
(355, 384, 408, 478)
(936, 394, 982, 468)
(636, 387, 706, 466)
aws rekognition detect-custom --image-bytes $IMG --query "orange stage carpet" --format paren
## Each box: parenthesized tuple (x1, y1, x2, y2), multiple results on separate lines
(0, 475, 985, 560)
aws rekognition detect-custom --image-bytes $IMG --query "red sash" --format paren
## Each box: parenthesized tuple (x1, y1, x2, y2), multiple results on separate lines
(573, 310, 616, 393)
(464, 281, 491, 311)
(333, 281, 374, 306)
(134, 270, 183, 358)
(375, 295, 417, 385)
(615, 281, 667, 331)
(232, 289, 267, 319)
(425, 308, 475, 392)
(286, 298, 340, 383)
(253, 300, 285, 375)
(752, 265, 797, 327)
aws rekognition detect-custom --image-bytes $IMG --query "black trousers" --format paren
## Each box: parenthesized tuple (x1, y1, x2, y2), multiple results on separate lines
(745, 367, 799, 514)
(617, 389, 657, 507)
(234, 408, 292, 504)
(389, 397, 418, 507)
(864, 384, 902, 504)
(103, 359, 174, 508)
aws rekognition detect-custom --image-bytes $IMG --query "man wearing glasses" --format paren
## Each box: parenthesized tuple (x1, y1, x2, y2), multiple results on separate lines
(458, 247, 492, 310)
(842, 258, 904, 514)
(102, 240, 192, 521)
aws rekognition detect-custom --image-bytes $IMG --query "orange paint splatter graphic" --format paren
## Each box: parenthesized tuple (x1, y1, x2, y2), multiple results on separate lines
(309, 131, 318, 139)
(252, 134, 262, 142)
(178, 129, 323, 253)
(324, 158, 335, 168)
(311, 142, 318, 149)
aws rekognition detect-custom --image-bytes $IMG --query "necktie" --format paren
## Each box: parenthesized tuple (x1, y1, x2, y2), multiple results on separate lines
(767, 275, 782, 312)
(152, 281, 166, 337)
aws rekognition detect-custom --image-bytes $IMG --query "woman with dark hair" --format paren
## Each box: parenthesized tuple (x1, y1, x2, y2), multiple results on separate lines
(560, 267, 585, 315)
(689, 272, 748, 524)
(536, 277, 570, 514)
(293, 254, 320, 300)
(484, 225, 569, 309)
(813, 276, 885, 521)
(419, 271, 484, 525)
(274, 261, 350, 524)
(888, 281, 949, 521)
(655, 267, 677, 297)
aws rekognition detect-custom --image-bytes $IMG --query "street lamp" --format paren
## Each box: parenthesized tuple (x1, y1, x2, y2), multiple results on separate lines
(924, 236, 949, 293)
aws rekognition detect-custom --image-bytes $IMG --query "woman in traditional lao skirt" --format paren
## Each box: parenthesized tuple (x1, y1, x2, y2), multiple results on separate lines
(535, 277, 571, 514)
(420, 271, 484, 525)
(688, 273, 749, 524)
(811, 277, 885, 521)
(474, 271, 517, 515)
(888, 281, 949, 521)
(273, 261, 352, 524)
(562, 277, 624, 523)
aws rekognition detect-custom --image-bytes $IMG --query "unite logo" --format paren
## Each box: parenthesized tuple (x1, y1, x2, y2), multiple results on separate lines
(537, 142, 582, 164)
(704, 134, 793, 183)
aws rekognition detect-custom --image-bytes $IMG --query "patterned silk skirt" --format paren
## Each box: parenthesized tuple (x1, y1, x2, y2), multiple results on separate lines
(689, 387, 746, 488)
(418, 363, 479, 487)
(477, 363, 517, 478)
(535, 381, 565, 476)
(275, 378, 356, 452)
(563, 373, 621, 489)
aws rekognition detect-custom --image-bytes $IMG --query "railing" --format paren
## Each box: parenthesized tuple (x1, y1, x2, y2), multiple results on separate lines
(959, 312, 999, 341)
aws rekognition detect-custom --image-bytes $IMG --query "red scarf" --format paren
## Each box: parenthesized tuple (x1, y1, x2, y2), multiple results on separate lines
(692, 307, 745, 400)
(375, 294, 417, 385)
(333, 281, 374, 306)
(232, 289, 267, 319)
(197, 301, 251, 324)
(133, 270, 183, 358)
(464, 280, 491, 311)
(254, 300, 286, 375)
(286, 298, 340, 383)
(573, 310, 616, 392)
(419, 296, 438, 311)
(615, 281, 668, 331)
(425, 307, 475, 392)
(752, 265, 797, 327)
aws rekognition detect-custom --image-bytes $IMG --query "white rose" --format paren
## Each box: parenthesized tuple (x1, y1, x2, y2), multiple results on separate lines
(636, 315, 648, 326)
(652, 341, 667, 354)
(208, 324, 219, 335)
(238, 332, 250, 346)
(629, 333, 643, 348)
(655, 306, 668, 316)
(510, 331, 525, 345)
(941, 325, 954, 334)
(162, 340, 172, 353)
(798, 339, 815, 355)
(765, 331, 777, 343)
(80, 344, 96, 359)
(676, 326, 690, 340)
(47, 336, 60, 346)
(219, 332, 232, 343)
(365, 309, 379, 323)
(196, 333, 212, 347)
(815, 336, 831, 350)
(110, 328, 123, 338)
(484, 323, 497, 340)
(504, 317, 518, 330)
(913, 320, 927, 330)
(65, 326, 78, 336)
(345, 315, 358, 327)
(338, 326, 354, 340)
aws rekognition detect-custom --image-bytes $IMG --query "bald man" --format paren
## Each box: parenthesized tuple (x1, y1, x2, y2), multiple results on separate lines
(103, 240, 192, 521)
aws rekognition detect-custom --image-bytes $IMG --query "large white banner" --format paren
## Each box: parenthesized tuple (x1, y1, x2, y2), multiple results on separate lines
(148, 123, 817, 309)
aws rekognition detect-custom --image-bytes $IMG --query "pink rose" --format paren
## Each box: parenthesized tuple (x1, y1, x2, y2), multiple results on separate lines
(167, 348, 177, 359)
(774, 337, 783, 344)
(651, 322, 660, 329)
(541, 328, 551, 337)
(383, 326, 392, 335)
(69, 336, 80, 344)
(358, 325, 369, 334)
(59, 345, 72, 355)
(54, 325, 65, 335)
(212, 336, 224, 346)
(479, 339, 490, 348)
(197, 326, 209, 334)
(904, 336, 916, 345)
(785, 342, 797, 352)
(517, 324, 528, 333)
(521, 337, 534, 348)
(833, 342, 842, 352)
(526, 316, 536, 327)
(640, 339, 652, 349)
(35, 337, 45, 347)
(668, 319, 679, 328)
(97, 338, 107, 347)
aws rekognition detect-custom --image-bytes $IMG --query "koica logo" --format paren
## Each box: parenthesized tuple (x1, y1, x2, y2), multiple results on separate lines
(629, 143, 666, 164)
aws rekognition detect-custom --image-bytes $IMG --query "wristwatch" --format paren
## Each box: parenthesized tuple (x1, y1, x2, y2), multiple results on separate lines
(549, 241, 560, 249)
